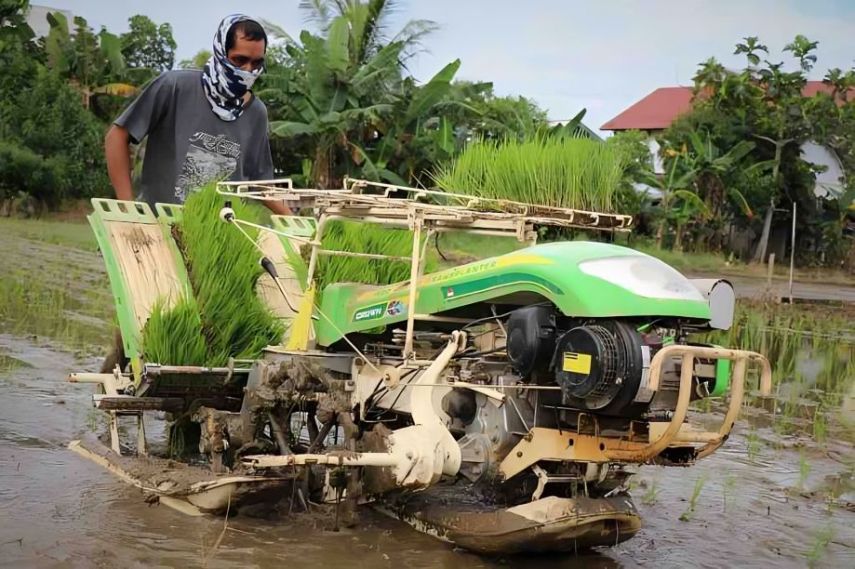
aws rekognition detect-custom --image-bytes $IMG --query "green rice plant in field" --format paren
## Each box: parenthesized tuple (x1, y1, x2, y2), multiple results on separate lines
(798, 449, 811, 490)
(641, 478, 661, 505)
(806, 525, 835, 568)
(722, 473, 737, 513)
(142, 185, 284, 366)
(812, 402, 828, 445)
(0, 272, 111, 350)
(679, 473, 708, 521)
(702, 301, 854, 398)
(746, 428, 762, 463)
(433, 135, 626, 211)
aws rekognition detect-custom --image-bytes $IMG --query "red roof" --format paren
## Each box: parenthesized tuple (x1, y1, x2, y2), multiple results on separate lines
(601, 82, 849, 131)
(601, 87, 694, 131)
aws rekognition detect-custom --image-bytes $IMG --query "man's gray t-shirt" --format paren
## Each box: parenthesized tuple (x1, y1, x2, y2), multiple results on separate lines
(115, 69, 274, 208)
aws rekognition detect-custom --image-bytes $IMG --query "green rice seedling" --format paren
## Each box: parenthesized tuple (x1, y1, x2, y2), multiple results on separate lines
(0, 354, 27, 374)
(812, 404, 828, 445)
(805, 525, 835, 568)
(433, 135, 626, 211)
(142, 297, 209, 366)
(746, 427, 762, 463)
(641, 478, 661, 505)
(314, 220, 435, 294)
(142, 184, 284, 366)
(722, 473, 737, 513)
(679, 473, 708, 521)
(798, 449, 811, 490)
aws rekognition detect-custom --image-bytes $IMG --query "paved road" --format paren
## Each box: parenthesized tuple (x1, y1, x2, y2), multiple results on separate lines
(690, 273, 855, 303)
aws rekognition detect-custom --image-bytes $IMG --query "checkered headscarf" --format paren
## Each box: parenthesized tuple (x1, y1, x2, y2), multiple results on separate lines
(201, 14, 265, 121)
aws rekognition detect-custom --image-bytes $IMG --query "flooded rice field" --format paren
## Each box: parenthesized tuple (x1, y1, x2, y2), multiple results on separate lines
(1, 220, 853, 568)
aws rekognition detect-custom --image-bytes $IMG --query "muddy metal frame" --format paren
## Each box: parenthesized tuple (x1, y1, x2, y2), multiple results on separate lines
(73, 178, 772, 473)
(499, 344, 772, 479)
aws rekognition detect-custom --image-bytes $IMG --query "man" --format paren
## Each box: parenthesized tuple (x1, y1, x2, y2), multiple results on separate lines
(100, 15, 288, 373)
(104, 14, 289, 214)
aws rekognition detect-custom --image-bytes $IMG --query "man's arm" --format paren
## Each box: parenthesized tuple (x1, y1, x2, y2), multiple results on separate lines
(104, 125, 134, 201)
(264, 198, 292, 215)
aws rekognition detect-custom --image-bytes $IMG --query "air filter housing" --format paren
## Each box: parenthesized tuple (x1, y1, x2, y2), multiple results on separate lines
(553, 321, 644, 415)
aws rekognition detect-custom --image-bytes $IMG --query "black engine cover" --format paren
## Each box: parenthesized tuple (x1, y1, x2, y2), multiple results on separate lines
(553, 321, 644, 415)
(506, 306, 556, 378)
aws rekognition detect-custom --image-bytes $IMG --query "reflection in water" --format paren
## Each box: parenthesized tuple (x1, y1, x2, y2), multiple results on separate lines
(0, 334, 852, 569)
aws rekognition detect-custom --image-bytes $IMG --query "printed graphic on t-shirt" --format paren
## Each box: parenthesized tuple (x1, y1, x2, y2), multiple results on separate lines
(174, 131, 241, 202)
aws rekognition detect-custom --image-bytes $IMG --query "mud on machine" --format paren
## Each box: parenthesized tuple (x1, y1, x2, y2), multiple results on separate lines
(68, 178, 772, 554)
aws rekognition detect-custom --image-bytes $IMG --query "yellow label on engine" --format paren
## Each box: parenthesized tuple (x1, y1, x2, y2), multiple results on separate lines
(562, 352, 592, 374)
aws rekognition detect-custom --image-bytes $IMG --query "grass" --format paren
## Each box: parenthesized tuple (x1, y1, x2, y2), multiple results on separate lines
(434, 135, 626, 211)
(0, 218, 97, 251)
(142, 184, 284, 366)
(631, 238, 732, 274)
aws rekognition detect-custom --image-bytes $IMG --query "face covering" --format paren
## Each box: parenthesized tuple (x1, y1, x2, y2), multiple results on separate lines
(201, 14, 265, 122)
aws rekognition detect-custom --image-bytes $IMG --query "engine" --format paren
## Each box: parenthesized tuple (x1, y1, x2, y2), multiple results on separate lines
(506, 306, 671, 417)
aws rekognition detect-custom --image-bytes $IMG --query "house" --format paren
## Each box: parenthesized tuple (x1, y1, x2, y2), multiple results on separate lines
(601, 84, 853, 261)
(26, 4, 72, 38)
(601, 83, 848, 198)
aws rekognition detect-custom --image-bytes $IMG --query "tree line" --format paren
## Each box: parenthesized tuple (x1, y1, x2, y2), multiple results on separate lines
(613, 36, 854, 266)
(0, 1, 852, 267)
(0, 0, 548, 214)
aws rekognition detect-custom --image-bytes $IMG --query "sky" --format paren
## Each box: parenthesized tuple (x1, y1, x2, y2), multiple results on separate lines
(36, 0, 855, 136)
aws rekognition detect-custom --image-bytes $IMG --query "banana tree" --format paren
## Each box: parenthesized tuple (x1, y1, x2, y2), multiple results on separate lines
(44, 12, 134, 110)
(263, 25, 403, 188)
(682, 131, 760, 250)
(640, 155, 699, 249)
(264, 1, 458, 188)
(348, 58, 461, 185)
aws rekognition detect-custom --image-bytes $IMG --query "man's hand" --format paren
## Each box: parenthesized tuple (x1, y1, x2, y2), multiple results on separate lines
(105, 125, 134, 201)
(263, 199, 293, 216)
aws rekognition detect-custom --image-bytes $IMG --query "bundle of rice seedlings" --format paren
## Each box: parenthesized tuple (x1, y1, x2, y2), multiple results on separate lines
(141, 297, 208, 365)
(314, 220, 435, 293)
(433, 135, 626, 212)
(142, 184, 284, 366)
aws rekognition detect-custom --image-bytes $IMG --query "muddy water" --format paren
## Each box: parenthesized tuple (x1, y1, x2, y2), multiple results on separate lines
(0, 334, 851, 568)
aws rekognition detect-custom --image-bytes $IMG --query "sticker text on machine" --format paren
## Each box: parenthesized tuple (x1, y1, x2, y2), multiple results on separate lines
(354, 300, 407, 322)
